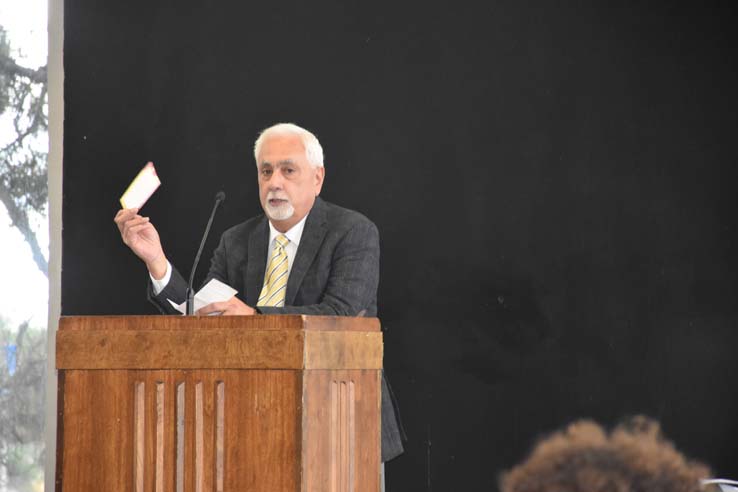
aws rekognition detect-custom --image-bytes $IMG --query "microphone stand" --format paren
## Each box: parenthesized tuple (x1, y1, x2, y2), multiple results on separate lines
(186, 191, 225, 315)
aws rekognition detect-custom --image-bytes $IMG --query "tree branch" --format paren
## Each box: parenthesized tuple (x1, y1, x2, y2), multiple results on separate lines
(0, 175, 48, 277)
(0, 54, 46, 84)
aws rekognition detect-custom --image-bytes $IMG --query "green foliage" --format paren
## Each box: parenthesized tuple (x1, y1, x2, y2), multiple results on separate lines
(0, 28, 10, 112)
(0, 22, 48, 491)
(1, 26, 48, 209)
(0, 317, 46, 489)
(0, 22, 49, 276)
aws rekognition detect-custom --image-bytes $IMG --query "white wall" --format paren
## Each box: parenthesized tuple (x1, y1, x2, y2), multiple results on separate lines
(45, 0, 63, 489)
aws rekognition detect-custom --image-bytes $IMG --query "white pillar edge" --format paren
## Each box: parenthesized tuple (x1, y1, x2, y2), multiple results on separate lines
(45, 0, 64, 490)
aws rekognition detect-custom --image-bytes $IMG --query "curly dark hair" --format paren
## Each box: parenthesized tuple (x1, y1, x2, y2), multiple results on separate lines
(500, 416, 710, 492)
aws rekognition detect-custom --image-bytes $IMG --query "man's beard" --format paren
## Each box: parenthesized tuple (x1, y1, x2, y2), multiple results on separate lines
(264, 193, 294, 221)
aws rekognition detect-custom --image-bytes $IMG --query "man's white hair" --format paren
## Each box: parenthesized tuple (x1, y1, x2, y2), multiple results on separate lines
(253, 122, 324, 167)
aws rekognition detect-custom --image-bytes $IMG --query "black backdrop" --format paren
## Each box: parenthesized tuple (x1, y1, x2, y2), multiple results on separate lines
(62, 1, 738, 490)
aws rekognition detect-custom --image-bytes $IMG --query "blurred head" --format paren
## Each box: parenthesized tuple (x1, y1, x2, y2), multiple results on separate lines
(253, 123, 325, 231)
(500, 416, 710, 492)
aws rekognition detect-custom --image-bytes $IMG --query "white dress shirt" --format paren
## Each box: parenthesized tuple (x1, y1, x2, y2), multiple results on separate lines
(151, 213, 309, 295)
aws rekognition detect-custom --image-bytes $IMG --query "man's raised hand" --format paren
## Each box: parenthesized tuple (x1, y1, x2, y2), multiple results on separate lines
(114, 208, 168, 279)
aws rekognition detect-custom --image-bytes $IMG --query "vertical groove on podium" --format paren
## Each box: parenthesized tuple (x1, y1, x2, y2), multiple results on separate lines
(330, 380, 356, 492)
(134, 381, 145, 492)
(127, 378, 229, 492)
(340, 382, 347, 492)
(330, 381, 338, 492)
(348, 381, 355, 492)
(215, 381, 225, 492)
(155, 382, 165, 492)
(195, 382, 204, 492)
(176, 382, 185, 492)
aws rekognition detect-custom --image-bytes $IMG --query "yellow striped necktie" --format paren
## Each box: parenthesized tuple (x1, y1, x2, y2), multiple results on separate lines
(258, 234, 289, 307)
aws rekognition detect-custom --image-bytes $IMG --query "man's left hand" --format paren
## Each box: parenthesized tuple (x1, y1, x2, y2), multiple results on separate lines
(197, 296, 256, 316)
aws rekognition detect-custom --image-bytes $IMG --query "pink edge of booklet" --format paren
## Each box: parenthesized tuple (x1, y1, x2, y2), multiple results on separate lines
(120, 161, 161, 209)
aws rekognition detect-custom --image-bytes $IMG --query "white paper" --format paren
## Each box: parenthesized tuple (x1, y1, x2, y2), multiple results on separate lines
(167, 278, 238, 315)
(120, 161, 161, 209)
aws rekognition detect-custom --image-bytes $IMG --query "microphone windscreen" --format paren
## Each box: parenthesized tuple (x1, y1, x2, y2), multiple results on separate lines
(215, 191, 226, 203)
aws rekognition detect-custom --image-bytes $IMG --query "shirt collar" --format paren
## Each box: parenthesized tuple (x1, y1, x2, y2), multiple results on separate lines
(268, 212, 308, 247)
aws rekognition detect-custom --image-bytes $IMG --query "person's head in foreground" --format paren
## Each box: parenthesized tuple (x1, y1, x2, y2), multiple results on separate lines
(500, 416, 711, 492)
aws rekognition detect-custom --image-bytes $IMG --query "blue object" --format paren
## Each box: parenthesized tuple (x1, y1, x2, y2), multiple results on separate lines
(5, 343, 17, 376)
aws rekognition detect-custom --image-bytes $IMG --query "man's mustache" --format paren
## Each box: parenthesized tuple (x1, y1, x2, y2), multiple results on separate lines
(266, 192, 290, 202)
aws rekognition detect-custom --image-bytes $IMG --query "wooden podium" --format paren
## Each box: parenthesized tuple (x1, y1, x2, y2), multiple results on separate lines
(55, 315, 382, 492)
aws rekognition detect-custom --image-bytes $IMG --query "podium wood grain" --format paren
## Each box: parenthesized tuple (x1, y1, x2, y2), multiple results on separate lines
(56, 316, 381, 492)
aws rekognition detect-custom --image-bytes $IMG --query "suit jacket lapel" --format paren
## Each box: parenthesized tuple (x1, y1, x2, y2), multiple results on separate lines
(286, 198, 327, 305)
(245, 217, 269, 305)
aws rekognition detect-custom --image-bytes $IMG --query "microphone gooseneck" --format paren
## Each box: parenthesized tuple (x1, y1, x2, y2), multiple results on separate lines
(186, 191, 226, 315)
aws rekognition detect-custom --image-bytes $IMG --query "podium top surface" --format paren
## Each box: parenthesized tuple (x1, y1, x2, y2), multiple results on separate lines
(56, 315, 383, 370)
(58, 314, 380, 332)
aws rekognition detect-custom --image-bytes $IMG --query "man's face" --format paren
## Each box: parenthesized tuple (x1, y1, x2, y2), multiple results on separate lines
(257, 134, 324, 232)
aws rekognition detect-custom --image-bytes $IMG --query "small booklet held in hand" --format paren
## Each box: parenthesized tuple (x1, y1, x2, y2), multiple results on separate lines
(120, 161, 161, 209)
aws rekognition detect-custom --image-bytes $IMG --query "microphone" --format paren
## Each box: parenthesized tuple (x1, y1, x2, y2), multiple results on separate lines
(186, 191, 226, 315)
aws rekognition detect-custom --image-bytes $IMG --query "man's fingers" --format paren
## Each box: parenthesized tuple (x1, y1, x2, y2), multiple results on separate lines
(114, 208, 137, 220)
(114, 209, 129, 222)
(196, 297, 253, 316)
(121, 217, 150, 237)
(114, 208, 139, 223)
(124, 226, 154, 244)
(124, 221, 152, 237)
(125, 216, 150, 228)
(115, 209, 144, 235)
(197, 301, 226, 315)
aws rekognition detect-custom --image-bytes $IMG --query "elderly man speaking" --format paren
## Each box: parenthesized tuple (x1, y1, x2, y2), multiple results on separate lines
(114, 122, 404, 467)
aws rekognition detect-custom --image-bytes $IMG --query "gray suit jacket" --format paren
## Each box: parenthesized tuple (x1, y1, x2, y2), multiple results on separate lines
(149, 197, 405, 461)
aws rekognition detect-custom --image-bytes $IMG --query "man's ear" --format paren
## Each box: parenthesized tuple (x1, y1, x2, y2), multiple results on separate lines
(314, 166, 325, 196)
